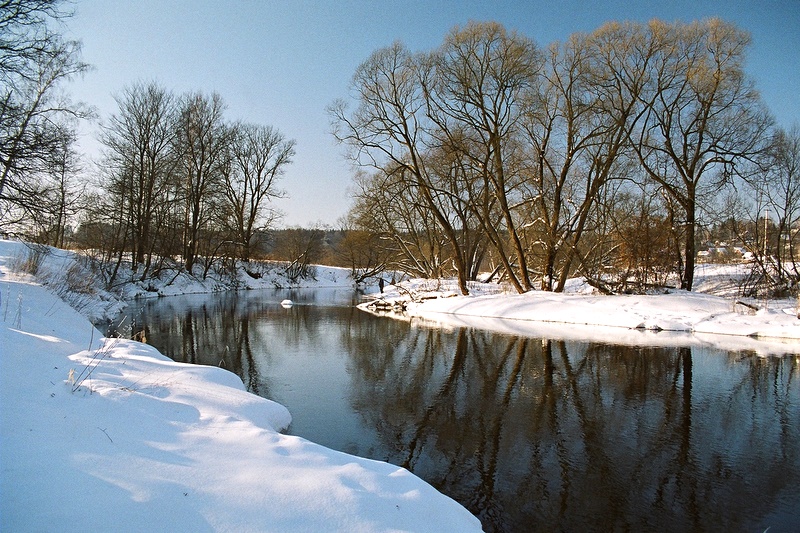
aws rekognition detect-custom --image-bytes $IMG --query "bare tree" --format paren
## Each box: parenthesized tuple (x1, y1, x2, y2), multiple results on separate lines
(767, 126, 800, 288)
(99, 81, 179, 276)
(0, 0, 90, 227)
(349, 167, 451, 280)
(602, 182, 676, 292)
(331, 41, 477, 294)
(425, 140, 490, 282)
(737, 126, 800, 295)
(335, 213, 391, 284)
(221, 122, 294, 261)
(629, 19, 773, 290)
(520, 23, 656, 292)
(0, 0, 69, 78)
(40, 124, 83, 246)
(174, 91, 230, 273)
(272, 226, 324, 282)
(424, 21, 542, 293)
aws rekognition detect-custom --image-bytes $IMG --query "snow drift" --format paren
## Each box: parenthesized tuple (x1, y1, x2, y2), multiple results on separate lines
(0, 240, 482, 532)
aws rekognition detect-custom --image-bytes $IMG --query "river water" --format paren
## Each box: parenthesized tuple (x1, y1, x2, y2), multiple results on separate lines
(113, 288, 800, 532)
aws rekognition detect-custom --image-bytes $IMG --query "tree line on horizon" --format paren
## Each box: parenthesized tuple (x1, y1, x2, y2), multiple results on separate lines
(1, 1, 799, 296)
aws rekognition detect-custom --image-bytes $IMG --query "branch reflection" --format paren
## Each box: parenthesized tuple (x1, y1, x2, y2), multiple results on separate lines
(347, 325, 800, 533)
(119, 292, 800, 533)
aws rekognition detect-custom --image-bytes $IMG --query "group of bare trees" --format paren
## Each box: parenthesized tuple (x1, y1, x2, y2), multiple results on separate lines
(0, 0, 90, 245)
(0, 1, 295, 285)
(3, 4, 798, 295)
(332, 19, 789, 294)
(87, 82, 295, 283)
(728, 125, 800, 296)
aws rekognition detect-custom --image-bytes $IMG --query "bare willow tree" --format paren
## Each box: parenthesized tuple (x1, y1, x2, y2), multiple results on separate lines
(520, 22, 658, 292)
(0, 0, 91, 235)
(221, 122, 294, 261)
(629, 19, 773, 290)
(424, 140, 490, 282)
(330, 41, 476, 294)
(424, 21, 542, 293)
(343, 168, 439, 279)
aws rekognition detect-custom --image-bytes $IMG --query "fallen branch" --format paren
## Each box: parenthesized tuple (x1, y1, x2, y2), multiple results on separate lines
(734, 300, 760, 311)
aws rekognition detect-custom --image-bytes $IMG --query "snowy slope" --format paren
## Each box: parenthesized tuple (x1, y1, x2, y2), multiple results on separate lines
(0, 241, 482, 532)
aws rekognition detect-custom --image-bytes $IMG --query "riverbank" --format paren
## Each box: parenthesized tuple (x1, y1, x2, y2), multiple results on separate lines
(362, 270, 800, 357)
(3, 238, 799, 530)
(0, 240, 367, 325)
(0, 239, 482, 532)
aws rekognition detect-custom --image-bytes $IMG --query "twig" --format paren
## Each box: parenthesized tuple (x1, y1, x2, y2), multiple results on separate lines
(97, 427, 113, 443)
(72, 336, 122, 393)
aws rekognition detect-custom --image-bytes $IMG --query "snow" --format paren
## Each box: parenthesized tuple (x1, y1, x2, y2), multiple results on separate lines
(364, 269, 800, 357)
(0, 240, 481, 533)
(118, 257, 359, 301)
(3, 238, 800, 532)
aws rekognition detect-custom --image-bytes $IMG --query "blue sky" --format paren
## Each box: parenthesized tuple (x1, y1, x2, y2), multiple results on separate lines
(67, 0, 800, 227)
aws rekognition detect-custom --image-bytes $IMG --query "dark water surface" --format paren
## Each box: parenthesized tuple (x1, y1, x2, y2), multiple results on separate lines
(113, 288, 800, 533)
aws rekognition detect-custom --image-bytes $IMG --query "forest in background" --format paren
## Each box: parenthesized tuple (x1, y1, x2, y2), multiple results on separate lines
(2, 1, 799, 297)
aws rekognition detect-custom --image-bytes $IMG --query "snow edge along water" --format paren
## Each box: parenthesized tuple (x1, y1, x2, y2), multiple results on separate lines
(0, 239, 484, 532)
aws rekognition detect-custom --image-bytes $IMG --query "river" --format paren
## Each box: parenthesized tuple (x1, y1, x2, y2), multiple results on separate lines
(112, 288, 800, 533)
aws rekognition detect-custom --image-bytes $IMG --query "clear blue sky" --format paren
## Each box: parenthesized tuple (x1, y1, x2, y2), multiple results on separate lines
(66, 0, 800, 228)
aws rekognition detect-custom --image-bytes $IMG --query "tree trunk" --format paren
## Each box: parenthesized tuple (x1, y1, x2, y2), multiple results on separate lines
(681, 188, 696, 291)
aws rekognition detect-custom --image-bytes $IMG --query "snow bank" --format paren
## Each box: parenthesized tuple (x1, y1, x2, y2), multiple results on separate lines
(0, 239, 364, 322)
(363, 274, 800, 356)
(117, 253, 359, 301)
(0, 240, 482, 532)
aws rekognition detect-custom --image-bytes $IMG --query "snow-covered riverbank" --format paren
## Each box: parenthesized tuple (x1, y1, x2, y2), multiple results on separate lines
(0, 240, 482, 532)
(3, 237, 799, 531)
(362, 272, 800, 357)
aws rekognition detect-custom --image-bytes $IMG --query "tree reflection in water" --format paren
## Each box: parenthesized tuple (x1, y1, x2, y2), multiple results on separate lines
(118, 291, 800, 533)
(345, 327, 799, 532)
